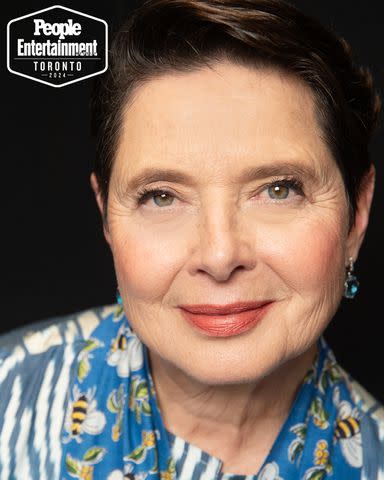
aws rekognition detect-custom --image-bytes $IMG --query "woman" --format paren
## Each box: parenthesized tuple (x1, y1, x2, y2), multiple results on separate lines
(0, 0, 383, 478)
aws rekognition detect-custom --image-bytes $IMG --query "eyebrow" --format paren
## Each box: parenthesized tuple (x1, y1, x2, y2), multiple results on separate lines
(123, 161, 327, 193)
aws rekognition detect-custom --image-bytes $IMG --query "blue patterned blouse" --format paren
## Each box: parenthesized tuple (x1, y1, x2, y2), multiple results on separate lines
(0, 302, 383, 480)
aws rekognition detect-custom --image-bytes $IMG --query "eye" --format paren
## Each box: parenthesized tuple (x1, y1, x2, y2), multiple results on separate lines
(136, 188, 175, 207)
(267, 184, 290, 200)
(263, 178, 304, 201)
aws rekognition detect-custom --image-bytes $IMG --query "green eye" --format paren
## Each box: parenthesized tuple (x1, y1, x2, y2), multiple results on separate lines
(137, 188, 176, 206)
(152, 192, 174, 207)
(267, 184, 290, 200)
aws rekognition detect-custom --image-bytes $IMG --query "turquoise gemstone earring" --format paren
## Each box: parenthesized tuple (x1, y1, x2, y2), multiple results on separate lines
(343, 257, 359, 299)
(116, 287, 123, 305)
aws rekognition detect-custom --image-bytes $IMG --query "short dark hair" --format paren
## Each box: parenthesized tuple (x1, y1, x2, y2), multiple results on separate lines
(91, 0, 381, 231)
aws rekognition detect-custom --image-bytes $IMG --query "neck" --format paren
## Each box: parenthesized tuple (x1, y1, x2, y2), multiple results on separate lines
(148, 343, 318, 468)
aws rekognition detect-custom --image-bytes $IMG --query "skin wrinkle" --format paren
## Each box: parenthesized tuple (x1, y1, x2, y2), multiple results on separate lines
(90, 62, 375, 475)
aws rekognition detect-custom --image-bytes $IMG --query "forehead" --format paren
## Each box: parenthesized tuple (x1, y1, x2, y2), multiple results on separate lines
(114, 62, 333, 180)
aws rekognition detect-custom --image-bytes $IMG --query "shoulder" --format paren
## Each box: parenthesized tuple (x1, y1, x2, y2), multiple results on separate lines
(0, 302, 118, 401)
(337, 364, 384, 478)
(0, 302, 117, 479)
(0, 302, 117, 355)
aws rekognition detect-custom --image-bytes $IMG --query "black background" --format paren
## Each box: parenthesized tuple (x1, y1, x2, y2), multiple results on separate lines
(2, 1, 383, 402)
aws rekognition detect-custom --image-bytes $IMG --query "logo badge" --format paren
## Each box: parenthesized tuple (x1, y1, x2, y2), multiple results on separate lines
(7, 5, 108, 87)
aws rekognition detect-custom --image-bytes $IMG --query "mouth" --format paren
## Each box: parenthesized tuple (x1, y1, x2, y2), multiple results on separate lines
(178, 300, 274, 337)
(178, 300, 273, 315)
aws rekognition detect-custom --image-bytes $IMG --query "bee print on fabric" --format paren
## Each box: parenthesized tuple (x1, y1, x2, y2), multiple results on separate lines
(309, 397, 330, 430)
(288, 422, 307, 465)
(65, 447, 107, 480)
(63, 384, 106, 443)
(77, 338, 104, 383)
(257, 461, 284, 480)
(107, 324, 144, 377)
(107, 384, 126, 442)
(302, 440, 333, 480)
(332, 386, 362, 468)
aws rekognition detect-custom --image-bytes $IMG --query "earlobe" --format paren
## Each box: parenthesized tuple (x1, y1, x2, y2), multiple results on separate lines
(346, 164, 376, 262)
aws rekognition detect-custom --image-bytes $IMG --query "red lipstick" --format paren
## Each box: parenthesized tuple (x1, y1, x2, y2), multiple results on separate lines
(178, 301, 274, 337)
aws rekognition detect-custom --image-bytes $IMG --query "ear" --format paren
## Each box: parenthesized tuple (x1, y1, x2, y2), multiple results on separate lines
(346, 164, 375, 263)
(90, 172, 111, 246)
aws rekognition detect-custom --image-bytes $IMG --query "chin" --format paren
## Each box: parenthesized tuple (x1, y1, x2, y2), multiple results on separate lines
(174, 353, 278, 387)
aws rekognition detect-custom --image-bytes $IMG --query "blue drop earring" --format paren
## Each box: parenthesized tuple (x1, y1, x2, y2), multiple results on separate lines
(116, 287, 123, 305)
(343, 257, 359, 299)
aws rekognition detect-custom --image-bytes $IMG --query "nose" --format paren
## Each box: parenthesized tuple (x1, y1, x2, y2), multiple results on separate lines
(191, 198, 256, 282)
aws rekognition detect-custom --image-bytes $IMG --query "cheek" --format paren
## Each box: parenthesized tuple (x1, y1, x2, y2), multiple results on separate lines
(260, 215, 346, 295)
(110, 222, 184, 300)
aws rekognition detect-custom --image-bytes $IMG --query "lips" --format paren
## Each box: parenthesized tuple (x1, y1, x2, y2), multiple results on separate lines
(178, 300, 272, 315)
(178, 301, 274, 337)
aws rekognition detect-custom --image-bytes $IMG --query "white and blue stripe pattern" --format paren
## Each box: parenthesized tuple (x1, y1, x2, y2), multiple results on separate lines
(0, 305, 106, 480)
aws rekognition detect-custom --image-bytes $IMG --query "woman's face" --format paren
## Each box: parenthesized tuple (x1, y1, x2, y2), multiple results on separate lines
(91, 62, 371, 385)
